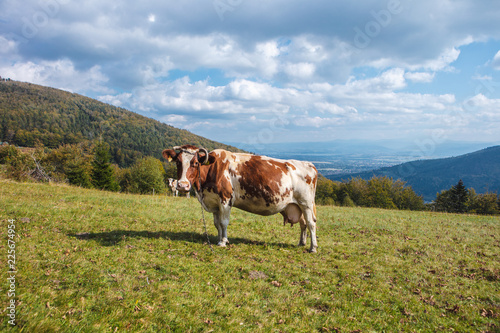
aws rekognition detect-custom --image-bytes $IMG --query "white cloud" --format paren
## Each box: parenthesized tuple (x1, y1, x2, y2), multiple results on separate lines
(292, 116, 341, 128)
(465, 94, 500, 118)
(420, 48, 461, 72)
(0, 36, 18, 55)
(284, 62, 316, 79)
(341, 68, 407, 93)
(314, 102, 357, 115)
(472, 75, 493, 81)
(161, 114, 187, 125)
(0, 59, 111, 94)
(226, 80, 278, 102)
(405, 72, 435, 83)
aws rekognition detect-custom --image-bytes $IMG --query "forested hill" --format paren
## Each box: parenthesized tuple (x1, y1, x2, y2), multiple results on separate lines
(328, 146, 500, 201)
(0, 80, 241, 166)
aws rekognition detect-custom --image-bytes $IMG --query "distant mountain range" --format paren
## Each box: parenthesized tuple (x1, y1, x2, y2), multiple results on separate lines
(0, 80, 241, 167)
(327, 146, 500, 201)
(231, 139, 499, 178)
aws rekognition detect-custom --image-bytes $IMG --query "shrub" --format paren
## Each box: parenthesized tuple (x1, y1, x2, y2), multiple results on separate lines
(129, 156, 166, 194)
(0, 145, 34, 181)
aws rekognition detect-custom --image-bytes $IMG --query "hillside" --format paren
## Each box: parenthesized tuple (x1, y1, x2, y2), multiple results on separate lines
(0, 80, 241, 167)
(328, 146, 500, 201)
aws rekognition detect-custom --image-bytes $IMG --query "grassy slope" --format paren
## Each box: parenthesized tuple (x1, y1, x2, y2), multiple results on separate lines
(1, 180, 498, 332)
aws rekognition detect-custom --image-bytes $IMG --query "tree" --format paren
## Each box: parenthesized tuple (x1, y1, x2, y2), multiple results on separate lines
(434, 180, 470, 213)
(66, 158, 92, 188)
(163, 161, 177, 181)
(315, 176, 338, 205)
(91, 141, 119, 191)
(451, 179, 469, 213)
(435, 188, 452, 212)
(114, 166, 133, 193)
(469, 192, 500, 215)
(129, 156, 166, 194)
(345, 177, 369, 206)
(399, 187, 425, 211)
(44, 143, 93, 187)
(367, 177, 397, 209)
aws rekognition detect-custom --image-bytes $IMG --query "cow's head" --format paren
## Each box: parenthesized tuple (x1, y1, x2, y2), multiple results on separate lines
(162, 145, 210, 192)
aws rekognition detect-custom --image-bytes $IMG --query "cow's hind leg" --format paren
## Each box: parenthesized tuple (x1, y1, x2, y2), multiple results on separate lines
(298, 216, 307, 247)
(302, 206, 318, 253)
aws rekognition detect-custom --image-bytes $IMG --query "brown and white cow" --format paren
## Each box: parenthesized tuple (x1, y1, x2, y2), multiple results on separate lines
(168, 178, 190, 198)
(163, 145, 319, 252)
(168, 178, 179, 197)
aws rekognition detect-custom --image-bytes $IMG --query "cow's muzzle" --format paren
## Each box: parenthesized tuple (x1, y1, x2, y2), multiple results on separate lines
(177, 180, 191, 192)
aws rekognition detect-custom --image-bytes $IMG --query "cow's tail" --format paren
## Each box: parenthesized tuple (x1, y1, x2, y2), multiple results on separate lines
(313, 203, 317, 222)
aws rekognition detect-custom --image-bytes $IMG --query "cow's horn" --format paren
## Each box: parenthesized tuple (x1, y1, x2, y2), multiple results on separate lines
(198, 147, 209, 165)
(173, 146, 182, 151)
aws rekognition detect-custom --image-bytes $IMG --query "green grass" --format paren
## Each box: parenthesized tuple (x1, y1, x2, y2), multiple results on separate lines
(1, 180, 499, 332)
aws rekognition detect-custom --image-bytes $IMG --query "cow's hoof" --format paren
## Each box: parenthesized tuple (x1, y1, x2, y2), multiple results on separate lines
(217, 239, 229, 247)
(297, 242, 306, 247)
(309, 247, 317, 253)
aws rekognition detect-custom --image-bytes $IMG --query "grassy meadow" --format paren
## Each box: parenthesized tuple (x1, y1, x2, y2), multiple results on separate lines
(1, 179, 499, 332)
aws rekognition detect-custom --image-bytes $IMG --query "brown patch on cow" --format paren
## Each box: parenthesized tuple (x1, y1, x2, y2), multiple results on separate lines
(188, 151, 233, 205)
(236, 156, 289, 206)
(305, 175, 313, 184)
(219, 150, 227, 161)
(311, 166, 318, 187)
(285, 162, 296, 170)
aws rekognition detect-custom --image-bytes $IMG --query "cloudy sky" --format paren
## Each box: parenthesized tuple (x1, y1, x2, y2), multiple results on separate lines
(1, 0, 500, 150)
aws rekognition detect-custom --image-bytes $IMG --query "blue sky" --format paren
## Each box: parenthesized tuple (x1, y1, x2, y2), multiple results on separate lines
(1, 0, 500, 151)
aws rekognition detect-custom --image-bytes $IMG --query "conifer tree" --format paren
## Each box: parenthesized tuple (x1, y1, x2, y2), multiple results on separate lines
(451, 179, 468, 213)
(435, 179, 469, 213)
(91, 141, 119, 191)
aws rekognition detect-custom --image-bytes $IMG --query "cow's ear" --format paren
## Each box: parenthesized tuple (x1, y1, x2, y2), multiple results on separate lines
(162, 149, 177, 162)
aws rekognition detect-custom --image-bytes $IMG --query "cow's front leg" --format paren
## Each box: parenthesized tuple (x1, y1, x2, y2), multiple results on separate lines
(213, 213, 223, 245)
(216, 207, 231, 247)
